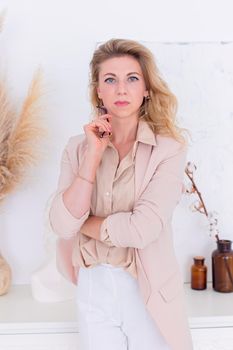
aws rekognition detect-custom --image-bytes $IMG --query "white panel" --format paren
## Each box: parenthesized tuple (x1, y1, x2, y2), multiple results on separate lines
(191, 328, 233, 350)
(0, 333, 79, 350)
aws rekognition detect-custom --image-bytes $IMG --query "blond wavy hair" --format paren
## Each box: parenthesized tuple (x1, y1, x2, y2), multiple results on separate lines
(89, 38, 190, 145)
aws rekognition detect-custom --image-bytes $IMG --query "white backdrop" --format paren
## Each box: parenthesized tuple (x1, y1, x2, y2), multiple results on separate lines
(0, 0, 233, 284)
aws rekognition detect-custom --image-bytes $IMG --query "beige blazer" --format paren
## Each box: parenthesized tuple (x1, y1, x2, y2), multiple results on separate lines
(49, 131, 193, 350)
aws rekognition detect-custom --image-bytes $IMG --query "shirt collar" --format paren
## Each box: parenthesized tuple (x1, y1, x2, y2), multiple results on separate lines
(136, 119, 157, 147)
(108, 119, 157, 161)
(131, 119, 156, 160)
(109, 119, 156, 146)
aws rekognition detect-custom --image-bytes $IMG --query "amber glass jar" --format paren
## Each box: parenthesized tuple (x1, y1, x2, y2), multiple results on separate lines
(212, 240, 233, 293)
(191, 256, 207, 290)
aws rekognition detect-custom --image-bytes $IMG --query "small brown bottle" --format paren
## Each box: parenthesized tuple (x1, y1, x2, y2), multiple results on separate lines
(191, 256, 207, 290)
(212, 240, 233, 292)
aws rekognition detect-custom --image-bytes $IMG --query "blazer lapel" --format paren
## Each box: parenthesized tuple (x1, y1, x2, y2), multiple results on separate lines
(134, 142, 154, 303)
(135, 142, 153, 202)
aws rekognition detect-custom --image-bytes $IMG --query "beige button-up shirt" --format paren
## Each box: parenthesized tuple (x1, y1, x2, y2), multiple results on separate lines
(72, 119, 156, 279)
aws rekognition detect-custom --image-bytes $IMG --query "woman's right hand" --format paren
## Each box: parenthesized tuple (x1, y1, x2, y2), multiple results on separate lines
(83, 114, 113, 158)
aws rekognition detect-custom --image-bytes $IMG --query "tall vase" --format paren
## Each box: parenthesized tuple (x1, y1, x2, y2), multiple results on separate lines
(0, 252, 11, 296)
(212, 239, 233, 293)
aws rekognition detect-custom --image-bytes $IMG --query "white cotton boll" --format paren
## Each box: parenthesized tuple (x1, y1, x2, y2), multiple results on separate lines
(208, 227, 219, 242)
(186, 161, 197, 174)
(189, 200, 200, 212)
(208, 210, 219, 225)
(184, 182, 194, 194)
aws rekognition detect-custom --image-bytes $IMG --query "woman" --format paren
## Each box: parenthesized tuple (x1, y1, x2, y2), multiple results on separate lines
(49, 38, 193, 350)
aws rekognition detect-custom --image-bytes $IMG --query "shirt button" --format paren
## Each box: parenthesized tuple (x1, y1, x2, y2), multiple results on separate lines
(106, 192, 110, 196)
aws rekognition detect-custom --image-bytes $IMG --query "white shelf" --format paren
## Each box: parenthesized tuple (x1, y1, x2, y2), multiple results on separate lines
(0, 285, 78, 335)
(184, 282, 233, 329)
(1, 282, 233, 335)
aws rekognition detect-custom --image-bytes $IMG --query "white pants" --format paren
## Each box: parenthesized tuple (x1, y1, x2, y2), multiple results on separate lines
(75, 263, 171, 350)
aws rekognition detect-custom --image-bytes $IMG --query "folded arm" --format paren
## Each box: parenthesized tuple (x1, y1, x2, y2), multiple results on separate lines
(98, 143, 188, 249)
(79, 215, 105, 241)
(49, 138, 100, 239)
(49, 138, 187, 249)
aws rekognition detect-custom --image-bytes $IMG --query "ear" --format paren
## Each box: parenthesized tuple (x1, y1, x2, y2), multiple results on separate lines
(144, 89, 149, 98)
(96, 87, 102, 99)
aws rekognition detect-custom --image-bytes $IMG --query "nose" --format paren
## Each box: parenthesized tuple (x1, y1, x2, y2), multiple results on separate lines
(116, 80, 127, 95)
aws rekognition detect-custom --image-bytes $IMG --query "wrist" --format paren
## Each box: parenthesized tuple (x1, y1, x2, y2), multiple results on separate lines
(77, 172, 94, 185)
(85, 149, 102, 165)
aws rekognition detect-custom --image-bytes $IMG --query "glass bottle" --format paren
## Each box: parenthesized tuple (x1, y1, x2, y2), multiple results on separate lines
(212, 239, 233, 293)
(191, 256, 207, 290)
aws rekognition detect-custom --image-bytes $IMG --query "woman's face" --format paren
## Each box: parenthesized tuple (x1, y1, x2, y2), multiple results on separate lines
(97, 55, 148, 120)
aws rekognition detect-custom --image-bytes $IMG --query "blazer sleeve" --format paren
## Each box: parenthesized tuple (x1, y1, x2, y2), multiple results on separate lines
(49, 139, 90, 239)
(99, 142, 187, 249)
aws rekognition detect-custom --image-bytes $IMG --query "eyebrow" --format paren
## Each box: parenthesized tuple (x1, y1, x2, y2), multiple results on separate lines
(103, 72, 141, 77)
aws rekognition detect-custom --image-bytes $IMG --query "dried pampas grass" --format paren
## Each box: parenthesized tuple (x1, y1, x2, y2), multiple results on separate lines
(0, 253, 11, 295)
(0, 9, 48, 296)
(0, 68, 48, 204)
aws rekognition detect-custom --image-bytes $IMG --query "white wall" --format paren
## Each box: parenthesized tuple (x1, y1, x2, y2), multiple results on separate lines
(0, 0, 233, 284)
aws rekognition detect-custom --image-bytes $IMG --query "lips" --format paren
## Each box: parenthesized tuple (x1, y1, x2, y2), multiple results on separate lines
(114, 101, 130, 106)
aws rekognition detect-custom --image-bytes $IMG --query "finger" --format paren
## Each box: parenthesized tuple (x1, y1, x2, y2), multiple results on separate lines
(101, 113, 112, 119)
(87, 123, 109, 136)
(95, 114, 112, 121)
(91, 120, 111, 131)
(100, 130, 112, 139)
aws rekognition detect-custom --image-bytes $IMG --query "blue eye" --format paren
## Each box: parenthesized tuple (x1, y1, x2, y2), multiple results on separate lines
(104, 76, 139, 84)
(128, 76, 139, 82)
(104, 77, 115, 83)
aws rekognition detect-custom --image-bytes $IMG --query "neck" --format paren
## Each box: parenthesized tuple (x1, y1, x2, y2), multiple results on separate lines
(111, 117, 139, 144)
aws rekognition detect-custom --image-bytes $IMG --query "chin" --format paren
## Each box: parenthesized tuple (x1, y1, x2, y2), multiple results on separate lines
(114, 113, 133, 119)
(112, 109, 137, 118)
